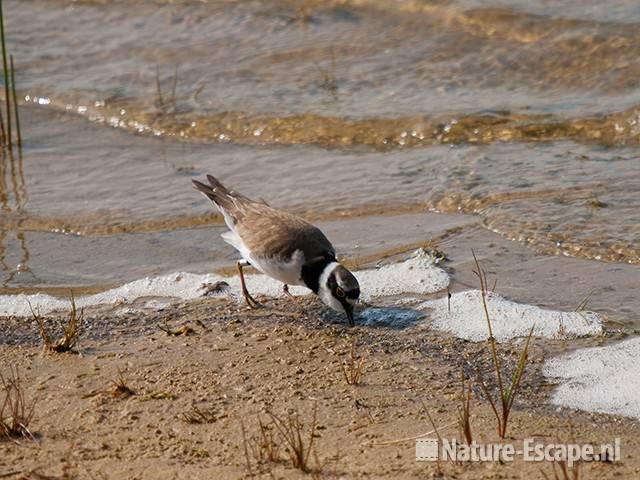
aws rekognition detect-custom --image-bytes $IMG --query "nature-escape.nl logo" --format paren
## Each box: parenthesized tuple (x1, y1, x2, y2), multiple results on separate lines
(416, 438, 621, 467)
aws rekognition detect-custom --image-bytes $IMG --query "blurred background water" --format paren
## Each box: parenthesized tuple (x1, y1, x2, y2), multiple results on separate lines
(1, 0, 639, 289)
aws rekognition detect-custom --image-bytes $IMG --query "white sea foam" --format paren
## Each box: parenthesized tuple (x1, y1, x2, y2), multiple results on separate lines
(419, 290, 603, 341)
(0, 252, 448, 317)
(0, 252, 603, 345)
(543, 338, 640, 419)
(356, 250, 450, 301)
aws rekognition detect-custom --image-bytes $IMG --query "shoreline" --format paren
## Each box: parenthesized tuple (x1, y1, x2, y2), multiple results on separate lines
(2, 211, 638, 329)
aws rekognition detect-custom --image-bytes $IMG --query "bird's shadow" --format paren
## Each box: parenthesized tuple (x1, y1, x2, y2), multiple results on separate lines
(357, 306, 425, 329)
(320, 305, 425, 330)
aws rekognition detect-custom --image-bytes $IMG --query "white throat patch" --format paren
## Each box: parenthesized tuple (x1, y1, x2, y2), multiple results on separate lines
(317, 262, 343, 312)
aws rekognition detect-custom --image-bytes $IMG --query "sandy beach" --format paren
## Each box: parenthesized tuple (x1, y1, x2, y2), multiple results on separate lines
(1, 296, 639, 479)
(2, 216, 640, 478)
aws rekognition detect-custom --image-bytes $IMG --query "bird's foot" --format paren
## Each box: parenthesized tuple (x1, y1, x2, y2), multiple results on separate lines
(282, 284, 309, 317)
(242, 290, 263, 309)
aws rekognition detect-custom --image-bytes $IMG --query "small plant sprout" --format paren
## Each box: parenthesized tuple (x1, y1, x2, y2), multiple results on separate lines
(341, 338, 366, 385)
(109, 369, 135, 398)
(30, 292, 84, 354)
(0, 366, 36, 441)
(471, 249, 535, 439)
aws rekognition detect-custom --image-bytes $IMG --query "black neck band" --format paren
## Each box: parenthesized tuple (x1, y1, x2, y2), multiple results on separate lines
(301, 255, 335, 293)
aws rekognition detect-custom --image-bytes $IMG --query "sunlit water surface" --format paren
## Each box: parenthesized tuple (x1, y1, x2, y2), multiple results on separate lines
(1, 0, 639, 290)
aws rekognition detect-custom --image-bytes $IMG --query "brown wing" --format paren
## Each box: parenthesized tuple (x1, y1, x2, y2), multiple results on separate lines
(236, 202, 336, 262)
(194, 174, 335, 261)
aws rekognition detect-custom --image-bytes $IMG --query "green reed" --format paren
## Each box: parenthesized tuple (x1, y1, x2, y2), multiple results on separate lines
(472, 250, 535, 439)
(0, 0, 22, 152)
(0, 94, 5, 144)
(0, 0, 11, 150)
(9, 55, 19, 148)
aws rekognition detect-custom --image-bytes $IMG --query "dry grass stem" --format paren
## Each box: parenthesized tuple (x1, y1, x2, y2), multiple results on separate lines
(240, 420, 254, 476)
(341, 338, 366, 385)
(241, 415, 283, 476)
(368, 418, 458, 446)
(0, 366, 36, 441)
(574, 290, 594, 311)
(252, 416, 281, 464)
(30, 292, 83, 354)
(157, 321, 195, 336)
(420, 400, 444, 474)
(0, 0, 11, 150)
(541, 459, 581, 480)
(315, 48, 338, 95)
(80, 370, 135, 399)
(155, 65, 178, 113)
(586, 192, 606, 209)
(180, 405, 218, 424)
(0, 0, 21, 151)
(268, 403, 318, 472)
(457, 371, 473, 445)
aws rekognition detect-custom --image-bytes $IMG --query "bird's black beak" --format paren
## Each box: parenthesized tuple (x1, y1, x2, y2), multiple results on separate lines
(345, 304, 355, 327)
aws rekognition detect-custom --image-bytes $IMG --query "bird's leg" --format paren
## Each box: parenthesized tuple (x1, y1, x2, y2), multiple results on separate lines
(282, 284, 295, 300)
(237, 260, 261, 308)
(282, 283, 309, 317)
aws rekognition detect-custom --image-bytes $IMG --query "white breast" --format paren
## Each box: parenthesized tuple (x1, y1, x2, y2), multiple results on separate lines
(221, 230, 306, 286)
(251, 250, 306, 286)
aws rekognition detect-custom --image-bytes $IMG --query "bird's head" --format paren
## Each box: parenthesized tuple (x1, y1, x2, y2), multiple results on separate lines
(318, 262, 360, 326)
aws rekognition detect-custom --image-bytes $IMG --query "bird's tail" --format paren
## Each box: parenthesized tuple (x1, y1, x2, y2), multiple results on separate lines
(193, 175, 247, 230)
(192, 174, 238, 211)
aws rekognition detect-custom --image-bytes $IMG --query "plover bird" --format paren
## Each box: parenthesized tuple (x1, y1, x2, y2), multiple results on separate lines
(193, 175, 360, 325)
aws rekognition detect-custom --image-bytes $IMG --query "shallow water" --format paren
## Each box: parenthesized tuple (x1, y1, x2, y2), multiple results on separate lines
(1, 0, 639, 290)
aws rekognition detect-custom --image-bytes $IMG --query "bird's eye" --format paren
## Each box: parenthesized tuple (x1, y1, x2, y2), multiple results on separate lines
(335, 287, 345, 298)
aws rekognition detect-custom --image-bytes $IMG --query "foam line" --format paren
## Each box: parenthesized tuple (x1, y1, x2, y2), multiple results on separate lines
(420, 290, 603, 341)
(0, 251, 449, 317)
